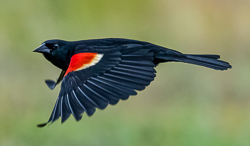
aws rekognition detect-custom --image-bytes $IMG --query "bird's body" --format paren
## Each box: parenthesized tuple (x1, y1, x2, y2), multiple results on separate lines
(34, 38, 232, 127)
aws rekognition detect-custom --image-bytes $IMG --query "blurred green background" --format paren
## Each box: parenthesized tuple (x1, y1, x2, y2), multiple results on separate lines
(0, 0, 250, 145)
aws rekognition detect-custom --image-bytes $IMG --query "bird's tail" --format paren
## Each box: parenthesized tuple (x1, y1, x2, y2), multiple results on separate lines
(155, 50, 232, 70)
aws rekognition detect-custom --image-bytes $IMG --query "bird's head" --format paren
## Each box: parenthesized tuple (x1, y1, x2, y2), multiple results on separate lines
(33, 39, 72, 70)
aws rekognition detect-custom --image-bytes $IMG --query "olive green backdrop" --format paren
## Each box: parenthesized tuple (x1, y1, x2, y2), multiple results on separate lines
(0, 0, 249, 145)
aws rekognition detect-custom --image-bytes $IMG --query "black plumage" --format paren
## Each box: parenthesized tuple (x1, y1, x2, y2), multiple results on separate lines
(34, 38, 232, 127)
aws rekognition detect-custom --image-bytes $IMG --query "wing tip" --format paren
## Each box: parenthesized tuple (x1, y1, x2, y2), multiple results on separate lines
(37, 122, 49, 128)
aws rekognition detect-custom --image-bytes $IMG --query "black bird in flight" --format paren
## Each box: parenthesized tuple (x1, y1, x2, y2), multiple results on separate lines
(33, 38, 232, 127)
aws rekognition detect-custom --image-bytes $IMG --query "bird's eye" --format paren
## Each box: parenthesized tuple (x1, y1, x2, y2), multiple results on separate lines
(53, 44, 59, 49)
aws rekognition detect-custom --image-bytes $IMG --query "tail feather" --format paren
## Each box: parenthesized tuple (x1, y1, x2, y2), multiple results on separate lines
(181, 55, 231, 70)
(155, 53, 232, 71)
(185, 54, 220, 59)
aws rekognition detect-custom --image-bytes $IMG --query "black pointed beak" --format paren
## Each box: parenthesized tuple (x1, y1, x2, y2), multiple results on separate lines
(33, 43, 50, 53)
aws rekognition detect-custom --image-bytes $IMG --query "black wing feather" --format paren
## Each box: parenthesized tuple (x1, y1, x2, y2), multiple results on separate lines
(82, 84, 109, 109)
(71, 90, 86, 113)
(47, 96, 61, 123)
(61, 96, 71, 123)
(91, 77, 130, 100)
(85, 80, 120, 104)
(67, 92, 83, 121)
(74, 87, 97, 116)
(91, 77, 137, 96)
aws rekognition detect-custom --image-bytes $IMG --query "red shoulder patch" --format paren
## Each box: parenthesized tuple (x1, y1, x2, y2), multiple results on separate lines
(65, 53, 99, 76)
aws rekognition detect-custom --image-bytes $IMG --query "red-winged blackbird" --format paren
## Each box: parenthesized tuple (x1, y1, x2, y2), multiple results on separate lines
(34, 38, 232, 127)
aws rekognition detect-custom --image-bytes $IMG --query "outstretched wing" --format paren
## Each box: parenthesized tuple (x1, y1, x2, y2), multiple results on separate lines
(42, 45, 157, 126)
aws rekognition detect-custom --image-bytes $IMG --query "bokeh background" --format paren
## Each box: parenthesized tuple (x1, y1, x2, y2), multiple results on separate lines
(0, 0, 250, 145)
